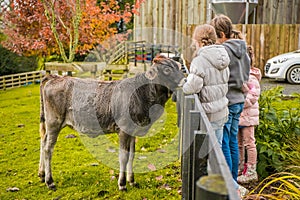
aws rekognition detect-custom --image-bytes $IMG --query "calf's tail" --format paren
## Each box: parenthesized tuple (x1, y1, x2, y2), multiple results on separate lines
(39, 74, 57, 139)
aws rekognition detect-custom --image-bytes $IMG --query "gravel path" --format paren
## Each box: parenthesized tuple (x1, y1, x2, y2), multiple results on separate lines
(260, 78, 300, 95)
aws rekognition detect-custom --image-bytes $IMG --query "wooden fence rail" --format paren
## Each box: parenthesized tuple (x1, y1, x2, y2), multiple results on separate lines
(0, 71, 45, 90)
(177, 89, 239, 200)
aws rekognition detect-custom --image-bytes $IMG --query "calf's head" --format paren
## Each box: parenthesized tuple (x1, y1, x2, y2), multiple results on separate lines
(145, 55, 186, 91)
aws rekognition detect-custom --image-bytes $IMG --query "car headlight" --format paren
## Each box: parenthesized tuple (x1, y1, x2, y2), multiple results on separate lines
(271, 68, 280, 74)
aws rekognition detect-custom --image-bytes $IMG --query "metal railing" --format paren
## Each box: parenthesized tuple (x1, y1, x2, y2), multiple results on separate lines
(176, 89, 240, 200)
(126, 41, 180, 66)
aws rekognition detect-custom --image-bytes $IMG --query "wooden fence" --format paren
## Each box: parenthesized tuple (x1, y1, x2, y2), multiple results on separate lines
(0, 71, 45, 90)
(134, 0, 208, 46)
(134, 0, 300, 39)
(177, 89, 239, 200)
(184, 24, 300, 73)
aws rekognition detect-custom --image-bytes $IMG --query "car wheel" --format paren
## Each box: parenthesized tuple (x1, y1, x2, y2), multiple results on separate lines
(286, 65, 300, 84)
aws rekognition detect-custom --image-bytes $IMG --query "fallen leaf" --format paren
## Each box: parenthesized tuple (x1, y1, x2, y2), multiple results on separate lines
(177, 188, 182, 194)
(161, 183, 172, 190)
(155, 175, 163, 181)
(148, 163, 156, 171)
(156, 148, 166, 153)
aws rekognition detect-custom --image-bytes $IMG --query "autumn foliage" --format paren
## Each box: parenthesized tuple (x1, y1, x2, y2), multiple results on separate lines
(1, 0, 144, 62)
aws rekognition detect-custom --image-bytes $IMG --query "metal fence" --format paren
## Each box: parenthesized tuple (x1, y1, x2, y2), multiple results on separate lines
(176, 89, 240, 200)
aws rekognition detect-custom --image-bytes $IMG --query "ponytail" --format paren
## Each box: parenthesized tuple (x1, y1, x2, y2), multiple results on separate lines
(231, 30, 244, 39)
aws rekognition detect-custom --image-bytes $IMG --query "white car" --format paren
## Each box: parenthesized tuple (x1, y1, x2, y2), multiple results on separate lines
(264, 49, 300, 84)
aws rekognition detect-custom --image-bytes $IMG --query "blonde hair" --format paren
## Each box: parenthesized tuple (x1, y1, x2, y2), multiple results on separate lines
(193, 24, 217, 47)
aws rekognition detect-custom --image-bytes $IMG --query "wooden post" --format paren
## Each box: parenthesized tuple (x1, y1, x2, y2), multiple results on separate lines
(67, 71, 72, 76)
(195, 174, 229, 200)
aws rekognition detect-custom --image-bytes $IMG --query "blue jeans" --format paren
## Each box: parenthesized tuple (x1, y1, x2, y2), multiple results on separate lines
(211, 117, 228, 148)
(222, 103, 244, 181)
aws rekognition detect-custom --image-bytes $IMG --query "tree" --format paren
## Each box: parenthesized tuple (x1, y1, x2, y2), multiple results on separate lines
(1, 0, 145, 63)
(0, 45, 37, 76)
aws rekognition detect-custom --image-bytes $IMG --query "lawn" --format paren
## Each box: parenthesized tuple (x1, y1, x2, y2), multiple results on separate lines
(0, 84, 182, 200)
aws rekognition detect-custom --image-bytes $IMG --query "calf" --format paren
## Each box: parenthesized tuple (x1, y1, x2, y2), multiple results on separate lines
(38, 56, 185, 191)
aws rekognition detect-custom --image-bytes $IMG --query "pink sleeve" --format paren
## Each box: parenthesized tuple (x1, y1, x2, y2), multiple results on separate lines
(244, 76, 260, 108)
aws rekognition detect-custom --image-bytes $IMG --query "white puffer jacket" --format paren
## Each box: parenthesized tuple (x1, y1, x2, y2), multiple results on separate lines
(183, 45, 230, 122)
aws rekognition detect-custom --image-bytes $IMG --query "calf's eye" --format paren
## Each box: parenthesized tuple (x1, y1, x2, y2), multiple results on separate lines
(163, 68, 171, 75)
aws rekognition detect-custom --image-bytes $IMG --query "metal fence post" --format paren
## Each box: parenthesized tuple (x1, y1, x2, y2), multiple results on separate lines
(195, 174, 229, 200)
(188, 111, 200, 200)
(181, 95, 194, 200)
(192, 130, 208, 200)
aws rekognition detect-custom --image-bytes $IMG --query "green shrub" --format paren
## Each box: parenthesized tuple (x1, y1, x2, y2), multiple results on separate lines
(256, 86, 300, 179)
(0, 45, 38, 76)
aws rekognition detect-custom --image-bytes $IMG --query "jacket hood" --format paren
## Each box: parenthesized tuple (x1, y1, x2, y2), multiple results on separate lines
(223, 39, 247, 59)
(250, 67, 262, 81)
(197, 45, 230, 71)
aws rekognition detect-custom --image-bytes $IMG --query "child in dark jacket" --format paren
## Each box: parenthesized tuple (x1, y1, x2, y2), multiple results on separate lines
(211, 14, 251, 198)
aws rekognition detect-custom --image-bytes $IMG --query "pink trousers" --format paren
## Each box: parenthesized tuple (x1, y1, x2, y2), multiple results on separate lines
(238, 126, 257, 165)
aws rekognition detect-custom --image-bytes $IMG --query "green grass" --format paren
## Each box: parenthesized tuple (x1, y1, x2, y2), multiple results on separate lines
(0, 84, 181, 199)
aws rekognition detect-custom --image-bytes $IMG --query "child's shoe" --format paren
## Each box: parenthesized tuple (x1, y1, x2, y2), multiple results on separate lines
(237, 164, 258, 184)
(238, 184, 249, 199)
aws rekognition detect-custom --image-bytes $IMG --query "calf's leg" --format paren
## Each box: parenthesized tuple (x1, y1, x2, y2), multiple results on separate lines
(127, 136, 135, 185)
(38, 122, 46, 182)
(43, 123, 61, 190)
(118, 131, 135, 190)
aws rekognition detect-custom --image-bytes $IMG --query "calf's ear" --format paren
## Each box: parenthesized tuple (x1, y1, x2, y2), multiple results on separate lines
(145, 67, 158, 80)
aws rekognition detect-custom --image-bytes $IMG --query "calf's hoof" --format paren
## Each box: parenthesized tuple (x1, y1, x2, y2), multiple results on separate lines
(46, 178, 56, 191)
(129, 182, 137, 186)
(118, 185, 127, 191)
(47, 182, 57, 191)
